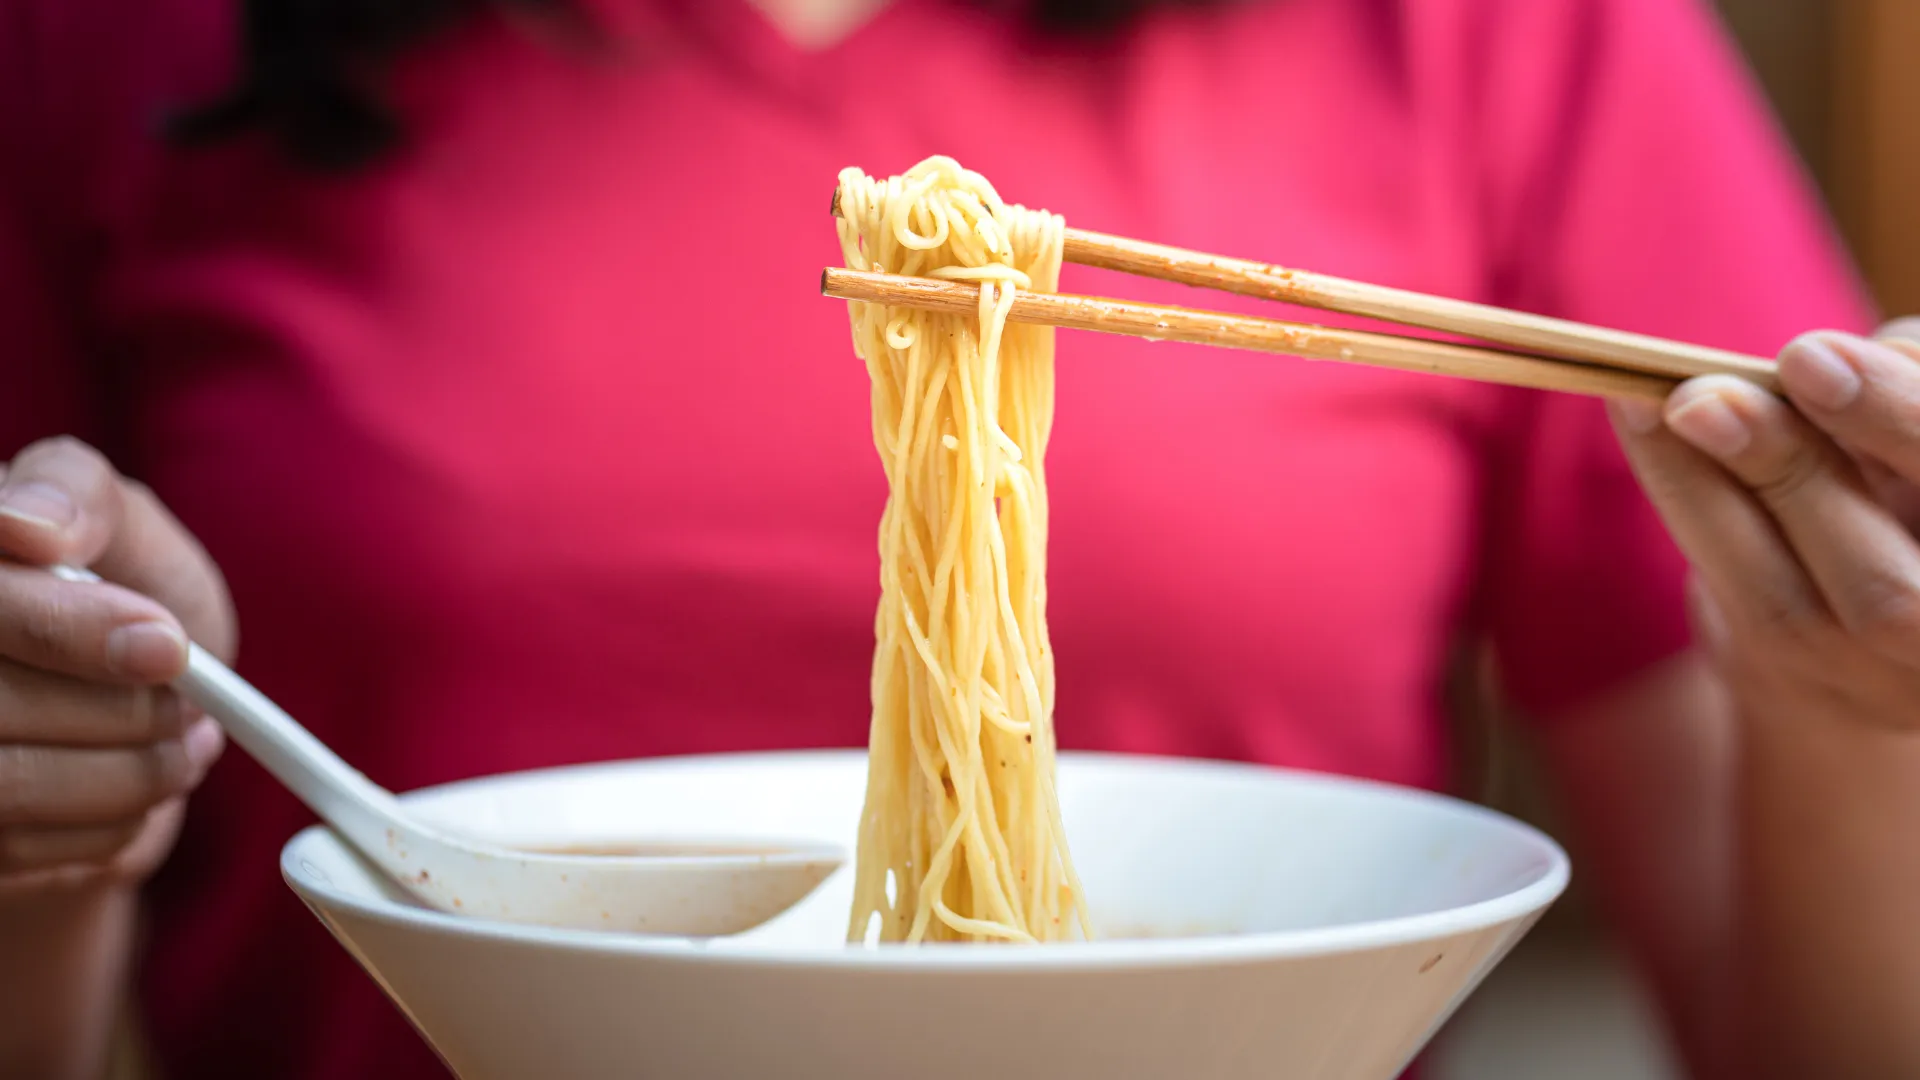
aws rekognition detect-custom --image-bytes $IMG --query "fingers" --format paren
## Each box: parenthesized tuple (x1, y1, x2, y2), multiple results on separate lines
(0, 560, 188, 683)
(0, 437, 232, 893)
(1777, 328, 1920, 486)
(1687, 570, 1732, 659)
(1607, 396, 1823, 636)
(0, 437, 235, 659)
(0, 717, 222, 826)
(1659, 375, 1920, 658)
(1878, 317, 1920, 349)
(0, 799, 186, 888)
(0, 818, 147, 873)
(0, 659, 190, 745)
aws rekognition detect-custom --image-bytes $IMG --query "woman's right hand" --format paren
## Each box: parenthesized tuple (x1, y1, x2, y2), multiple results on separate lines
(0, 437, 236, 895)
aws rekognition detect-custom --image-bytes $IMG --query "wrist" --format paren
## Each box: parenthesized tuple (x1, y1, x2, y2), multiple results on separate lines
(0, 882, 139, 1080)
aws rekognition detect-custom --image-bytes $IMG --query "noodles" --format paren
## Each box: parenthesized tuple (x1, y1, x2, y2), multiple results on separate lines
(836, 156, 1090, 944)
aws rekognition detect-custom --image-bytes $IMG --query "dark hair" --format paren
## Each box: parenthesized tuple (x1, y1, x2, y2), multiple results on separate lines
(170, 1, 1215, 170)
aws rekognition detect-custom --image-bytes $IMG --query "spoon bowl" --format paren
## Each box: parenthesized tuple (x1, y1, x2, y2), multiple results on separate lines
(361, 822, 846, 935)
(54, 565, 845, 935)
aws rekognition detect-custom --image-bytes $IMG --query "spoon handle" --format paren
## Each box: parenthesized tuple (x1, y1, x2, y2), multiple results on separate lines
(52, 565, 407, 844)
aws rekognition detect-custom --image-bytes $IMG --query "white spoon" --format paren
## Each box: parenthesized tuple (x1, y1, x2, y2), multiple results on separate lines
(54, 565, 845, 936)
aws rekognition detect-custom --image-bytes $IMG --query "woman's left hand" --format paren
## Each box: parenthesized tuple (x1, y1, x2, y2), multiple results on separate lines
(1608, 320, 1920, 731)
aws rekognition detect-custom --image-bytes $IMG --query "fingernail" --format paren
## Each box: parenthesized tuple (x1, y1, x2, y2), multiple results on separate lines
(184, 718, 225, 770)
(1607, 397, 1663, 434)
(1879, 317, 1920, 346)
(1666, 389, 1751, 459)
(1779, 334, 1861, 411)
(0, 481, 76, 531)
(106, 621, 188, 679)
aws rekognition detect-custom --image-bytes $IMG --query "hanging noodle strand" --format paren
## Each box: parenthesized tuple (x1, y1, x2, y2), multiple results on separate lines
(836, 156, 1091, 945)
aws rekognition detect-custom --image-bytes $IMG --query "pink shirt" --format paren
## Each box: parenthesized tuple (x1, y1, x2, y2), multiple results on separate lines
(0, 0, 1873, 1075)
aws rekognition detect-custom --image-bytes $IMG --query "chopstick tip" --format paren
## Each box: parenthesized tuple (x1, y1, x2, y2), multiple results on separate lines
(829, 184, 843, 219)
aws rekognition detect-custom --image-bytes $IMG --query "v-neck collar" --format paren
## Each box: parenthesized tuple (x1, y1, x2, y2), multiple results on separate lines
(653, 0, 917, 99)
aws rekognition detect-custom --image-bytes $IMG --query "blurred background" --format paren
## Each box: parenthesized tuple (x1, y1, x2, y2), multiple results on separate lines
(1433, 5, 1919, 1075)
(1719, 0, 1919, 316)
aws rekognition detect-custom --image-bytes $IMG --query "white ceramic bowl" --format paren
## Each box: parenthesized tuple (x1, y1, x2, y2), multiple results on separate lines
(282, 750, 1567, 1080)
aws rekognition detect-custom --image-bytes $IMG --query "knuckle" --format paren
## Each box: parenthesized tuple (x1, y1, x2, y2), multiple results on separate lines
(1862, 378, 1920, 434)
(139, 740, 197, 805)
(0, 747, 41, 822)
(1853, 373, 1920, 445)
(1750, 442, 1827, 507)
(1633, 458, 1709, 518)
(1639, 466, 1691, 507)
(1738, 590, 1822, 655)
(12, 587, 90, 663)
(137, 689, 187, 739)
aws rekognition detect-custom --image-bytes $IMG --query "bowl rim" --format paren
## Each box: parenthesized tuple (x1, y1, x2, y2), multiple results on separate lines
(281, 748, 1570, 972)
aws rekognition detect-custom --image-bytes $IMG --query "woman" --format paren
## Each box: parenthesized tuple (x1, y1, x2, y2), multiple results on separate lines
(0, 0, 1910, 1076)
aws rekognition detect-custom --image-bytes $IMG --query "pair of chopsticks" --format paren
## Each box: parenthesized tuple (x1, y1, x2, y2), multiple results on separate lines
(822, 213, 1776, 402)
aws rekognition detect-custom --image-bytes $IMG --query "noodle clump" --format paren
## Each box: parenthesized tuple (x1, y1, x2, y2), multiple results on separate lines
(836, 156, 1090, 944)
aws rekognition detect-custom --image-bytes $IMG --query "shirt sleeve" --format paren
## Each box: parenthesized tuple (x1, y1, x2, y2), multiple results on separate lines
(0, 0, 101, 457)
(1442, 0, 1880, 718)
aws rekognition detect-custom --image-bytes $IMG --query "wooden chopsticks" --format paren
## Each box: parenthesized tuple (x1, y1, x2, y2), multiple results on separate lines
(1058, 228, 1779, 390)
(823, 268, 1677, 402)
(825, 202, 1776, 401)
